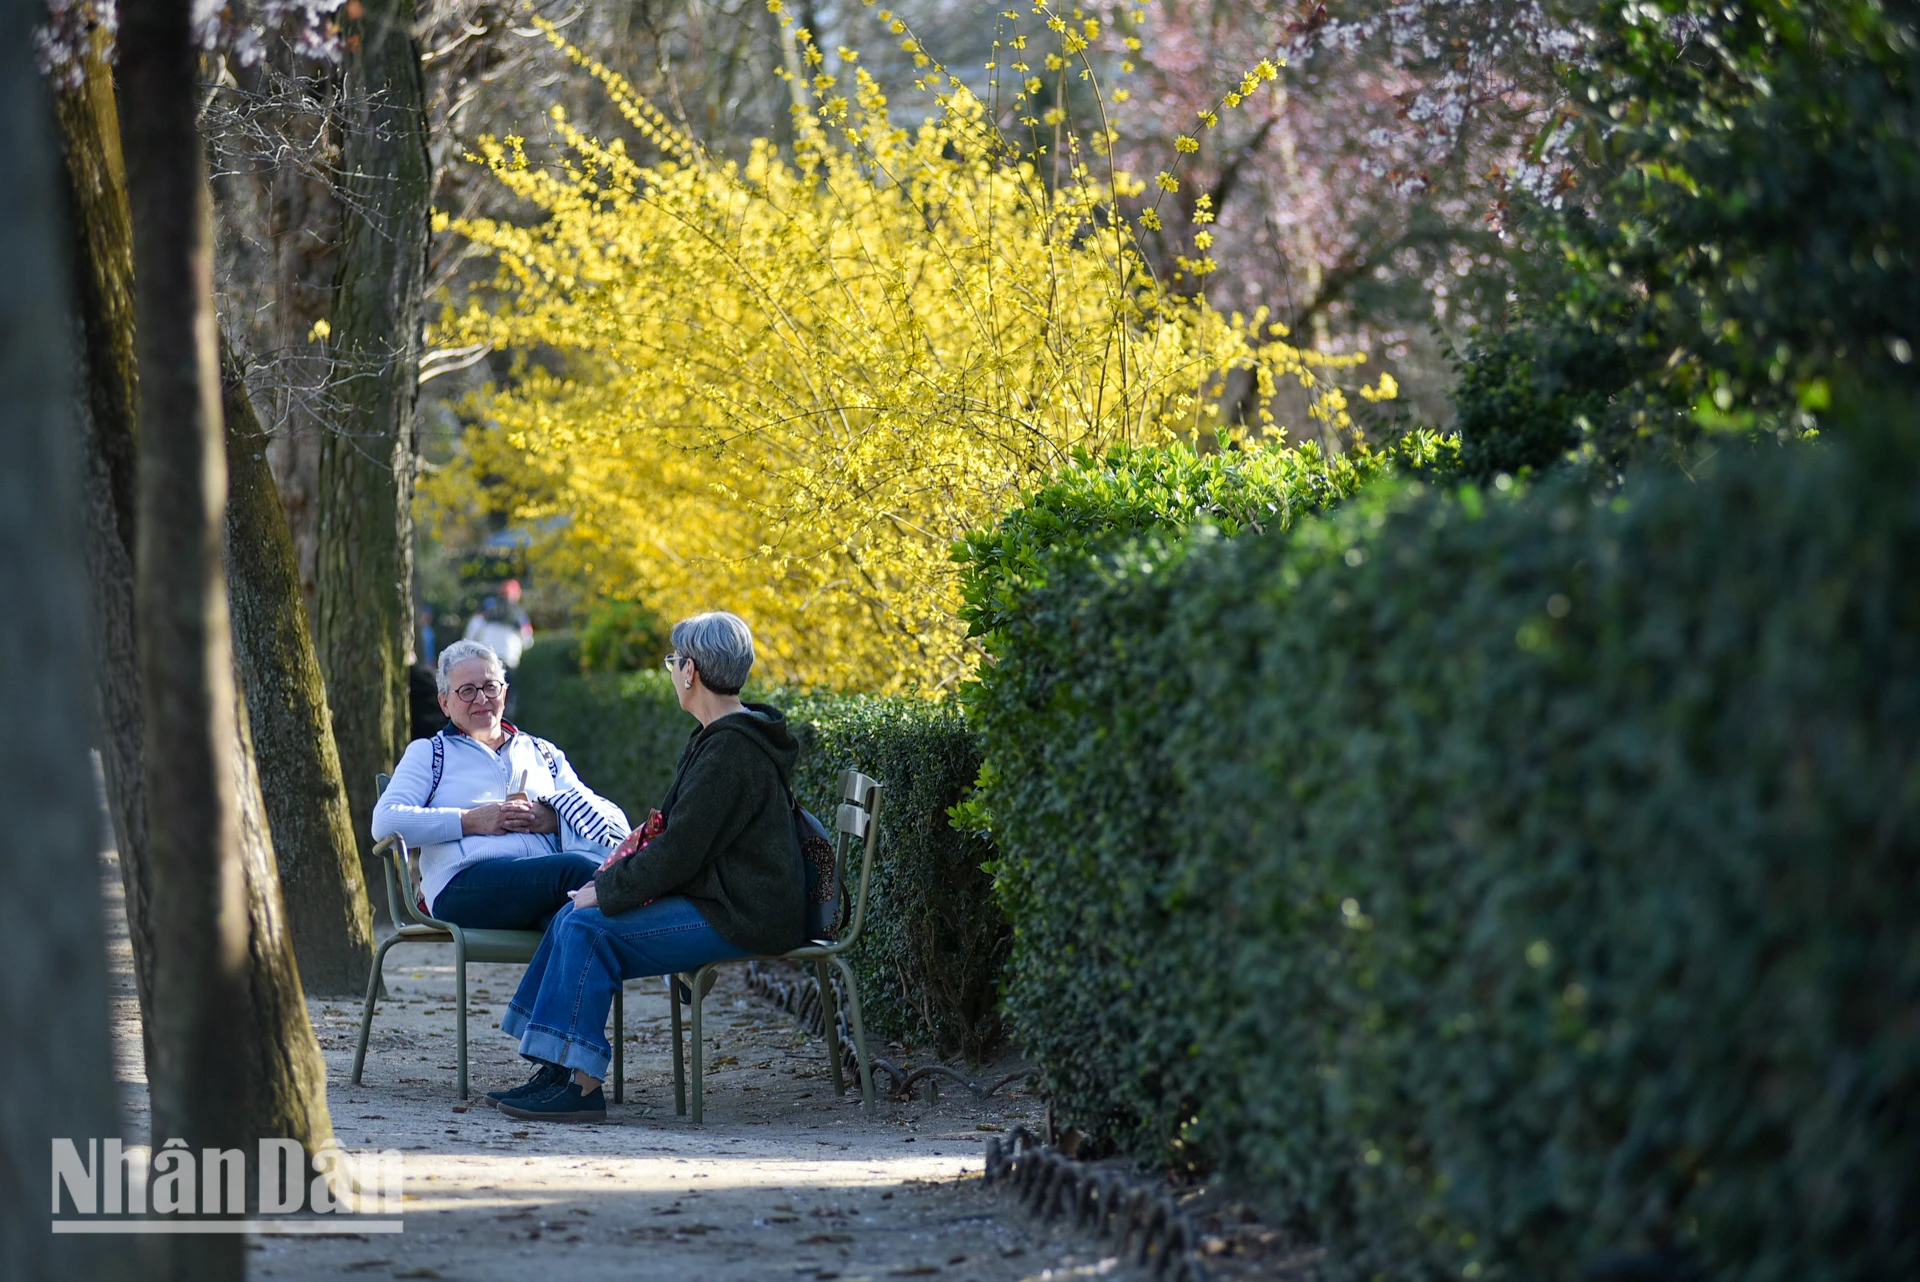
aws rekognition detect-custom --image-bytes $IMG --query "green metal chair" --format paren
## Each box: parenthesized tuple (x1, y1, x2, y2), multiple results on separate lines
(670, 768, 882, 1123)
(350, 772, 625, 1101)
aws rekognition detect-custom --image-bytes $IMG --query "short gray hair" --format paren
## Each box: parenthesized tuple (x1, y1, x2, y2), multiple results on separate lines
(671, 612, 754, 695)
(436, 639, 505, 695)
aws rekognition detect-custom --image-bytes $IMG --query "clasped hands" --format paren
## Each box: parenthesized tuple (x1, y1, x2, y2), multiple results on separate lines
(461, 798, 560, 836)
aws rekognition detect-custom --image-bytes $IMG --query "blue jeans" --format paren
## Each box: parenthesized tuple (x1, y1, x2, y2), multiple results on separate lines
(500, 896, 750, 1080)
(431, 852, 600, 930)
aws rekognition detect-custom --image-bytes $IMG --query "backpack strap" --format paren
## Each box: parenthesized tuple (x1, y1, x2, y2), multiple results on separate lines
(528, 735, 561, 784)
(426, 731, 446, 807)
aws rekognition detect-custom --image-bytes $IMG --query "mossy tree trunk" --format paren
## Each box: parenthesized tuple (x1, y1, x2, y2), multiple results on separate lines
(51, 30, 157, 1067)
(119, 3, 335, 1272)
(224, 340, 378, 995)
(318, 0, 432, 900)
(241, 43, 342, 630)
(0, 5, 136, 1270)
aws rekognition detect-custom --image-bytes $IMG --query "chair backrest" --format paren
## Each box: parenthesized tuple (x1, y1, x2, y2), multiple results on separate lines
(831, 769, 881, 948)
(372, 771, 440, 932)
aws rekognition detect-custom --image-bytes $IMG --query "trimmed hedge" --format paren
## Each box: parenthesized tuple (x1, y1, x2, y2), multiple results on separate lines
(957, 436, 1453, 639)
(961, 427, 1920, 1280)
(513, 644, 1005, 1059)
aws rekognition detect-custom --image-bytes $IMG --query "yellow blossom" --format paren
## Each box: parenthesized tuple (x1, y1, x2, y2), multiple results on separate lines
(425, 19, 1368, 691)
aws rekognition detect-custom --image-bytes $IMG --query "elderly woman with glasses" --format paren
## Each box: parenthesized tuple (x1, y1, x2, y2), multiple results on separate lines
(371, 638, 632, 929)
(487, 611, 807, 1122)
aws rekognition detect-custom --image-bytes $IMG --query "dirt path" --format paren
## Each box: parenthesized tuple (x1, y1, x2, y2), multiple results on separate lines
(101, 851, 1150, 1282)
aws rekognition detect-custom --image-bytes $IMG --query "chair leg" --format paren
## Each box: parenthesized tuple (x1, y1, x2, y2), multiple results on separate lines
(831, 956, 876, 1117)
(454, 933, 469, 1100)
(352, 934, 405, 1086)
(689, 964, 712, 1125)
(613, 986, 625, 1105)
(668, 976, 686, 1116)
(814, 960, 846, 1095)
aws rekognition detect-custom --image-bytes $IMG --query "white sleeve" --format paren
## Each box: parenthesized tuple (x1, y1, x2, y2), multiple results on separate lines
(371, 737, 465, 846)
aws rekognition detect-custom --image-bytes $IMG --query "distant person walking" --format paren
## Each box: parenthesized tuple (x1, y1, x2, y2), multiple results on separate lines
(465, 580, 535, 715)
(417, 604, 439, 667)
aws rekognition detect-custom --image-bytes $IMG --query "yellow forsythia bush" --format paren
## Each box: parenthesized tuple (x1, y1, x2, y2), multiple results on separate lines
(425, 12, 1386, 691)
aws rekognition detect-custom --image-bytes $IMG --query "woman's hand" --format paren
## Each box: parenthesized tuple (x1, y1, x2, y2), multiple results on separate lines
(501, 799, 560, 834)
(569, 881, 598, 909)
(461, 803, 511, 836)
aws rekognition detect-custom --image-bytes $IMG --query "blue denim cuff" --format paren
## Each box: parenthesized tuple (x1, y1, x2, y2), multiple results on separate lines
(512, 1018, 612, 1081)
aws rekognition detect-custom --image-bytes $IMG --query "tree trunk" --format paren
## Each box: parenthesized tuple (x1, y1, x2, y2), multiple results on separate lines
(318, 0, 432, 901)
(259, 47, 342, 630)
(226, 626, 340, 1158)
(224, 339, 379, 995)
(0, 4, 136, 1272)
(120, 2, 334, 1273)
(51, 29, 157, 1066)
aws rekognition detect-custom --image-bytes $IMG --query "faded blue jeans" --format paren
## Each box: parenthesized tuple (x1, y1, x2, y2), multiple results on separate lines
(500, 896, 749, 1080)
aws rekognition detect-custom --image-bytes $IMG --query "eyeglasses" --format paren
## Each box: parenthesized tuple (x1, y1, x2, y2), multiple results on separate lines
(662, 654, 692, 672)
(453, 680, 507, 703)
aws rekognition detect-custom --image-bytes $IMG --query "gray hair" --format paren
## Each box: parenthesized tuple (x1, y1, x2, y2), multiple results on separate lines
(671, 611, 755, 695)
(436, 639, 505, 695)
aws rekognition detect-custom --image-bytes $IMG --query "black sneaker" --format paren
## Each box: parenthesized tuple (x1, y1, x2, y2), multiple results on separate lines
(499, 1079, 607, 1124)
(482, 1062, 566, 1109)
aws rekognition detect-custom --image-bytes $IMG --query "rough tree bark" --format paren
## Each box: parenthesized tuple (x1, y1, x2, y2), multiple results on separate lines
(0, 2, 136, 1270)
(225, 340, 379, 995)
(318, 0, 432, 900)
(255, 45, 343, 628)
(51, 30, 157, 1065)
(119, 2, 335, 1273)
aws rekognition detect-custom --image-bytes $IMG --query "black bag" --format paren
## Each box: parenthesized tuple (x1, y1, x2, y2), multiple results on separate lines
(796, 802, 838, 940)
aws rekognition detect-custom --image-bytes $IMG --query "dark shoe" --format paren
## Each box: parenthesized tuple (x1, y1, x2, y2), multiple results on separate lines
(483, 1062, 566, 1109)
(499, 1080, 607, 1123)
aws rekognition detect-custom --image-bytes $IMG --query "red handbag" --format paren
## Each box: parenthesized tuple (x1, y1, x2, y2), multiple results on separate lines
(598, 807, 665, 872)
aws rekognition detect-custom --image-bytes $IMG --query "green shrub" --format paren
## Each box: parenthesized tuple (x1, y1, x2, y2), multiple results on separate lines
(1449, 0, 1920, 469)
(1451, 303, 1638, 481)
(963, 421, 1920, 1281)
(577, 599, 668, 673)
(956, 436, 1452, 643)
(784, 694, 1004, 1060)
(513, 643, 1004, 1058)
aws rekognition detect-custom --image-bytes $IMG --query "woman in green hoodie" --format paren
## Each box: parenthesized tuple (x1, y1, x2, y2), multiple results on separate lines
(493, 611, 807, 1121)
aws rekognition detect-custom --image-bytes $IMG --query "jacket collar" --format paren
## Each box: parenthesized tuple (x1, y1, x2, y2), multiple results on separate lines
(442, 720, 519, 744)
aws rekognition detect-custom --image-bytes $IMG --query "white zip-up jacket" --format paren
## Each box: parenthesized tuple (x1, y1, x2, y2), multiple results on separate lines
(371, 725, 631, 913)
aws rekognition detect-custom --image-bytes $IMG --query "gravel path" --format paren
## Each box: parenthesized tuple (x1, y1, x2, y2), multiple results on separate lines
(101, 850, 1156, 1282)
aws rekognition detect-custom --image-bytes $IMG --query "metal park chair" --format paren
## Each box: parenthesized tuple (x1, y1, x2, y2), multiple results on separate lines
(350, 772, 626, 1102)
(669, 768, 882, 1123)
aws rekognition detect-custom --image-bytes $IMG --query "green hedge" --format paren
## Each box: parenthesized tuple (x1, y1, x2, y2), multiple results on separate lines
(961, 426, 1920, 1280)
(514, 644, 1005, 1059)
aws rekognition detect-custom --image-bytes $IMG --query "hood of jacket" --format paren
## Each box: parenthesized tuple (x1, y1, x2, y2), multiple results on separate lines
(693, 702, 799, 780)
